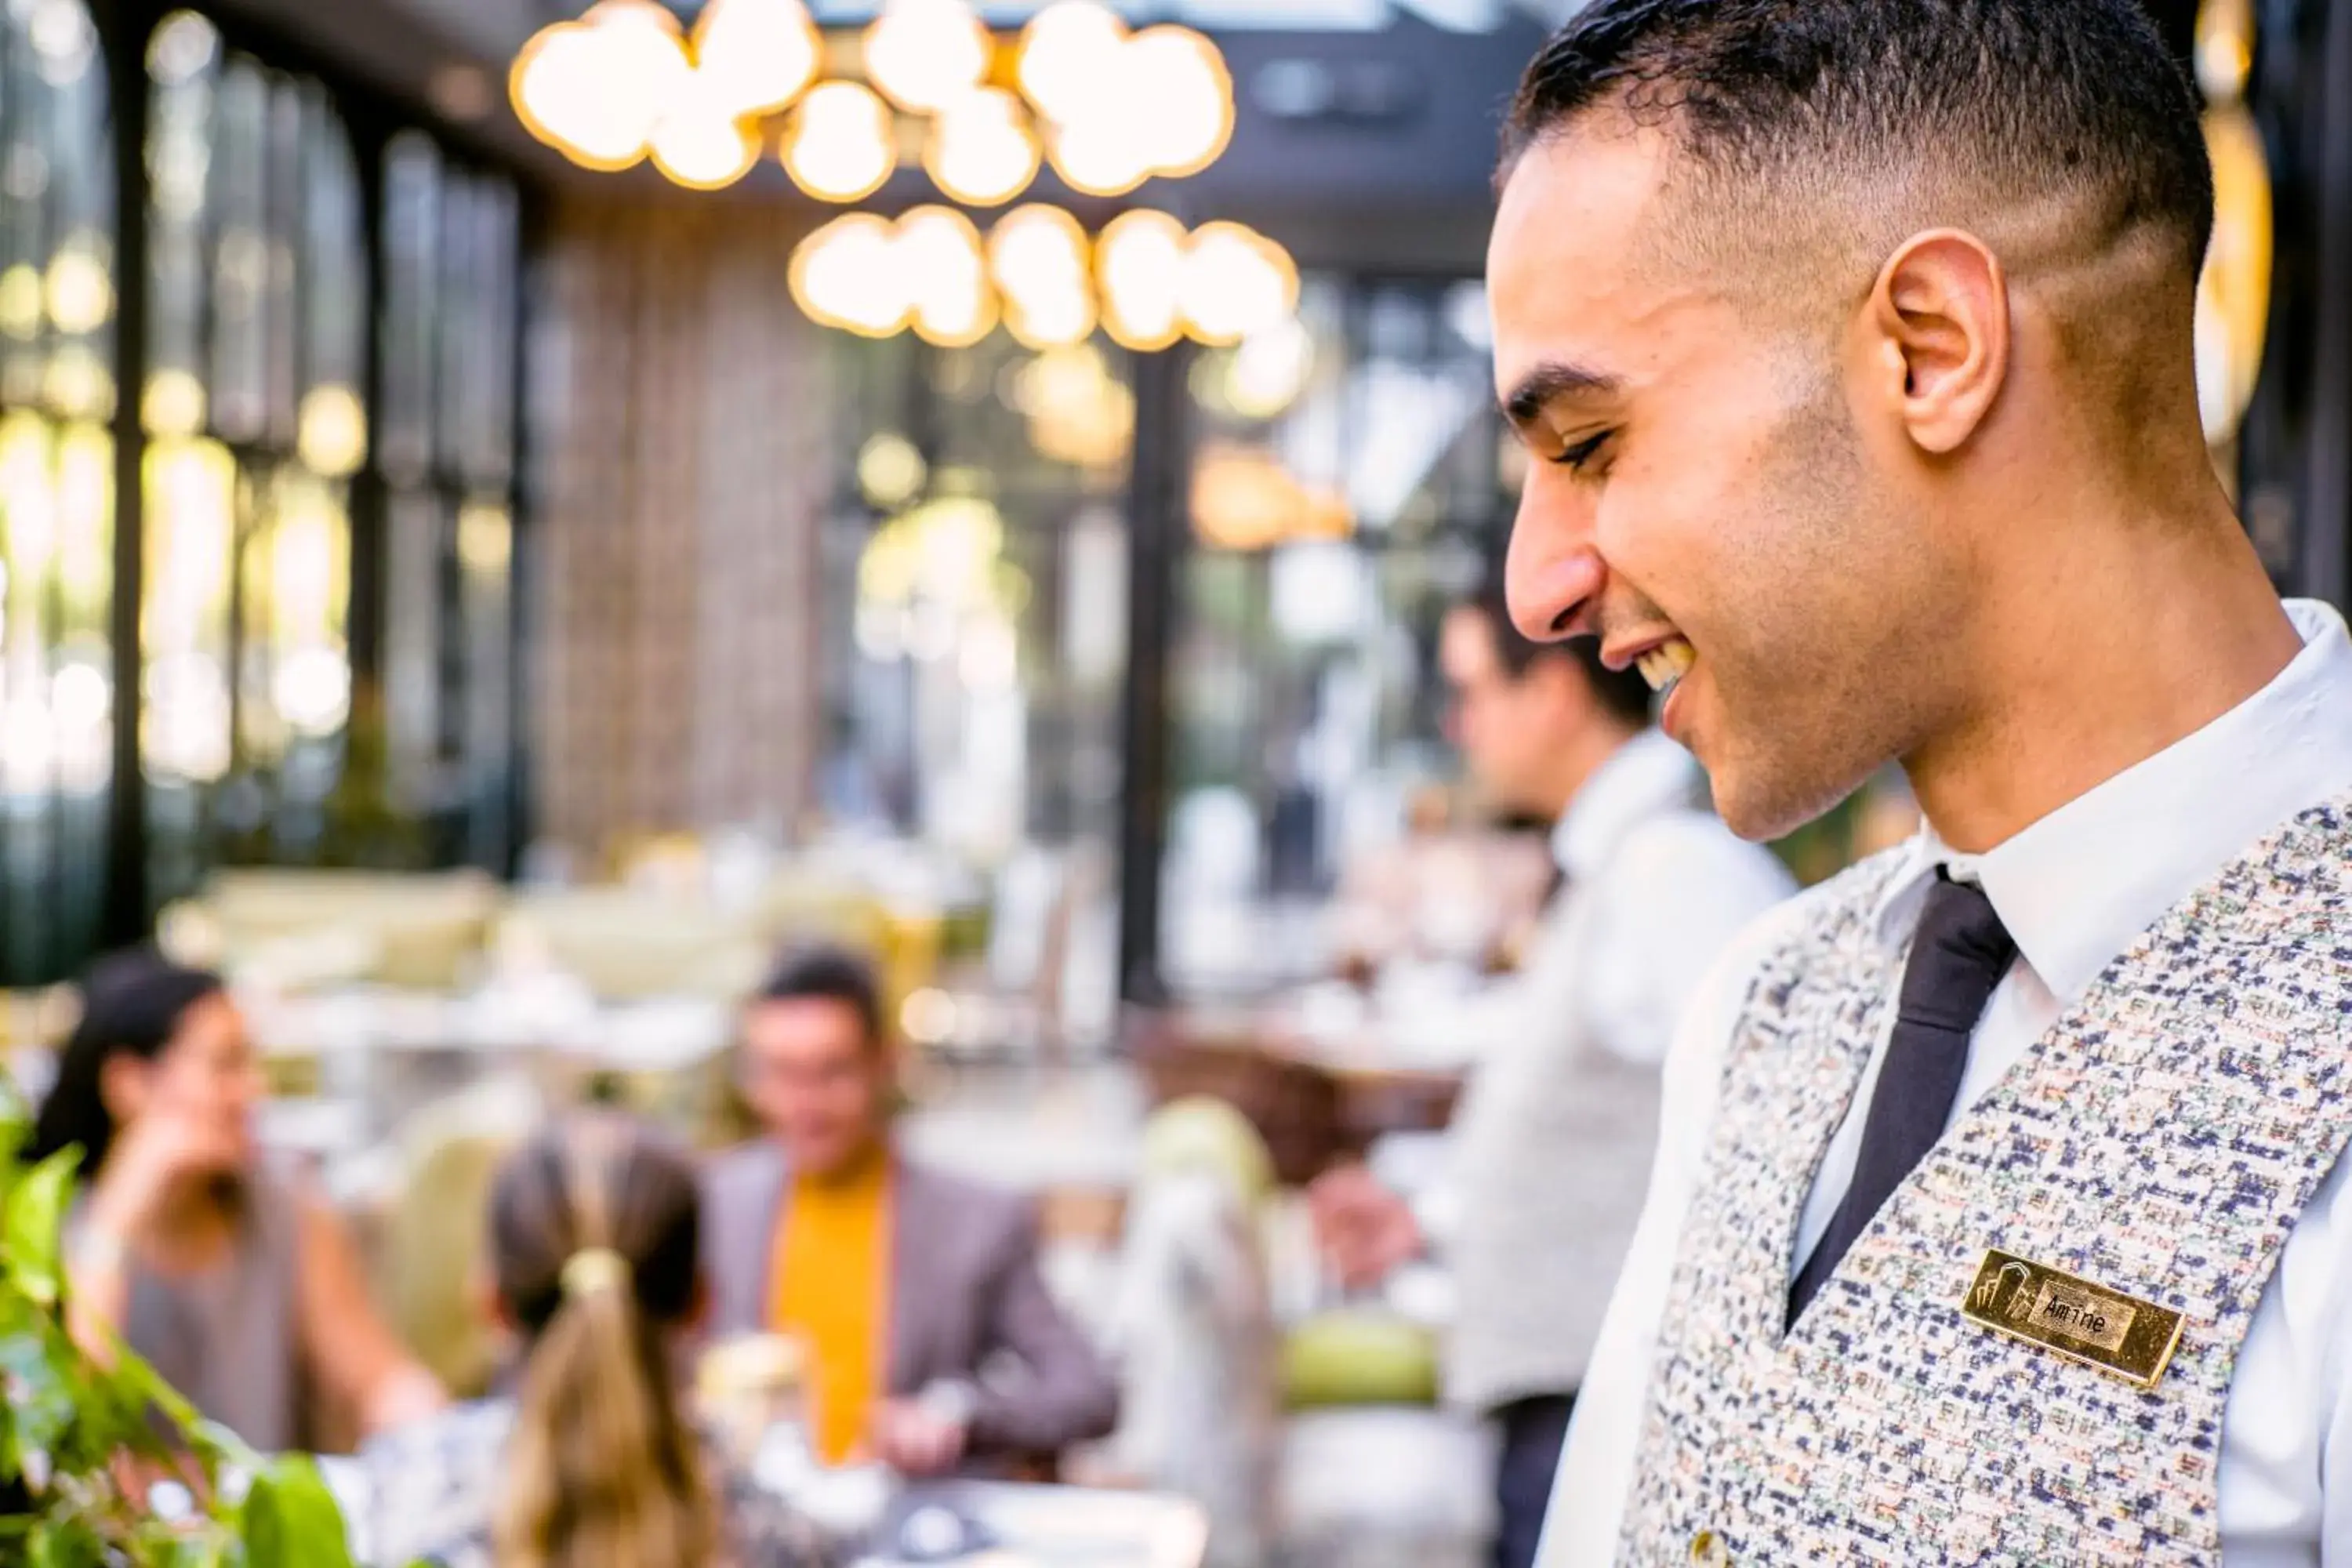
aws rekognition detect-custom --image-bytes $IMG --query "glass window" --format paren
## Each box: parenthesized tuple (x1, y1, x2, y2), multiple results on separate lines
(819, 332, 1134, 868)
(140, 21, 521, 897)
(0, 0, 113, 983)
(1164, 274, 1506, 989)
(145, 28, 363, 891)
(378, 134, 521, 864)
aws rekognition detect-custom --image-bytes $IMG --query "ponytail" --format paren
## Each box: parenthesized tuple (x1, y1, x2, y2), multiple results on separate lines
(487, 1117, 719, 1568)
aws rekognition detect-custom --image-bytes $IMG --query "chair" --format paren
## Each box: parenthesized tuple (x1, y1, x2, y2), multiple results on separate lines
(497, 889, 770, 1002)
(379, 1077, 544, 1397)
(169, 868, 499, 992)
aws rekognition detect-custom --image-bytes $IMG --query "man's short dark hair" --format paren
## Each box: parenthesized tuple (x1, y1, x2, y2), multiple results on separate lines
(754, 943, 884, 1045)
(1501, 0, 2213, 281)
(1460, 581, 1654, 730)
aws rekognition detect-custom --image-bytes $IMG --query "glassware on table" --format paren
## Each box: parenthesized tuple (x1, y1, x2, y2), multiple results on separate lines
(695, 1332, 811, 1470)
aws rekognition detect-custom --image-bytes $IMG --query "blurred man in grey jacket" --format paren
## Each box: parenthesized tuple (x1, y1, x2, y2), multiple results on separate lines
(703, 946, 1117, 1475)
(1312, 585, 1791, 1568)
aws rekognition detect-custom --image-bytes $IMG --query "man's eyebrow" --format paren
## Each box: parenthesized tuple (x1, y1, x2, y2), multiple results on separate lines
(1502, 361, 1621, 426)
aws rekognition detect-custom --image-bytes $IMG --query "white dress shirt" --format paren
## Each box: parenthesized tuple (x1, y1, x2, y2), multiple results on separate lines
(1541, 598, 2352, 1568)
(1418, 728, 1797, 1409)
(1548, 728, 1801, 1069)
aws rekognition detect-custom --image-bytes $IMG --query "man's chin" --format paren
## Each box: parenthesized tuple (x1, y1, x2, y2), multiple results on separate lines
(1708, 762, 1861, 845)
(793, 1140, 871, 1179)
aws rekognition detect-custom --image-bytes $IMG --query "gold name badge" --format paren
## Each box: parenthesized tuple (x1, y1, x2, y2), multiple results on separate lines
(1960, 1249, 2185, 1389)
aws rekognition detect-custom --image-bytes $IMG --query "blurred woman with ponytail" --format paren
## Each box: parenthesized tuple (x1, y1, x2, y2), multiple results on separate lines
(363, 1112, 818, 1568)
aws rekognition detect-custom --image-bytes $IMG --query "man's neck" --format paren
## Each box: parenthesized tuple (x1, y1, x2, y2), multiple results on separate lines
(1906, 510, 2300, 855)
(797, 1135, 891, 1192)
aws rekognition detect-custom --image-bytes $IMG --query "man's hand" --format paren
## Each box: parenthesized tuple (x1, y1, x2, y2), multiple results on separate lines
(1307, 1163, 1425, 1291)
(869, 1397, 970, 1477)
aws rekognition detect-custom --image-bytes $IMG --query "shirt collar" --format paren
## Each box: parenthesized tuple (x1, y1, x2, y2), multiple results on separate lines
(1552, 728, 1704, 881)
(1872, 597, 2352, 1002)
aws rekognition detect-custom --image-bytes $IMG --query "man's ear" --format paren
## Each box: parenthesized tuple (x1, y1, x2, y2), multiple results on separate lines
(1863, 228, 2011, 456)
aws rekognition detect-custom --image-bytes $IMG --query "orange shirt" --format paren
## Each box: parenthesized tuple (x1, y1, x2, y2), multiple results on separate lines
(768, 1148, 892, 1466)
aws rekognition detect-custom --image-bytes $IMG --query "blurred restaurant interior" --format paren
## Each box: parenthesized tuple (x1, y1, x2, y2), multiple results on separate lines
(0, 0, 2345, 1561)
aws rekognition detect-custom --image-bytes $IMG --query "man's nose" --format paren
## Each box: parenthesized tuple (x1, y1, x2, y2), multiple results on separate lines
(1504, 488, 1605, 643)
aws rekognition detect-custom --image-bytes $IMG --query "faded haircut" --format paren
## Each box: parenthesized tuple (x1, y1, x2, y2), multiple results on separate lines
(1501, 0, 2213, 299)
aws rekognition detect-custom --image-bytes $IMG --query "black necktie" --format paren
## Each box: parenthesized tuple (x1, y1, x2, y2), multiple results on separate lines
(1787, 873, 2016, 1325)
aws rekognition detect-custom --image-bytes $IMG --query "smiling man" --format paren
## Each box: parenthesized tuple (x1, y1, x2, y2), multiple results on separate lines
(1487, 2, 2352, 1565)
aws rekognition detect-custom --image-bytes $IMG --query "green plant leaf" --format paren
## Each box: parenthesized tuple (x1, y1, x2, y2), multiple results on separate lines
(0, 1100, 359, 1565)
(239, 1454, 355, 1568)
(2, 1152, 79, 1308)
(101, 1329, 257, 1472)
(0, 1327, 78, 1462)
(27, 1516, 105, 1567)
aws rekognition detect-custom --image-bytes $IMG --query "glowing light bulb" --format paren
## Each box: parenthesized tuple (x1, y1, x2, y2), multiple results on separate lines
(509, 5, 690, 171)
(1127, 26, 1232, 178)
(143, 368, 208, 437)
(581, 2, 693, 143)
(1015, 344, 1133, 469)
(1182, 222, 1299, 347)
(925, 88, 1041, 208)
(43, 248, 111, 335)
(1017, 1, 1127, 126)
(782, 81, 898, 202)
(147, 9, 219, 88)
(1096, 209, 1189, 352)
(790, 213, 910, 337)
(510, 26, 608, 162)
(1225, 317, 1316, 419)
(864, 0, 991, 115)
(650, 101, 761, 189)
(1047, 116, 1153, 198)
(1030, 17, 1230, 194)
(581, 0, 682, 45)
(898, 206, 996, 348)
(858, 433, 927, 509)
(691, 0, 820, 118)
(0, 265, 39, 338)
(296, 383, 367, 477)
(989, 205, 1095, 350)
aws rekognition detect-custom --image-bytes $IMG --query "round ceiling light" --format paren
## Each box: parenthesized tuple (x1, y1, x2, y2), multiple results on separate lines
(898, 205, 997, 348)
(925, 87, 1042, 208)
(691, 0, 821, 119)
(1096, 209, 1189, 352)
(1047, 115, 1154, 198)
(864, 0, 993, 116)
(1127, 26, 1233, 179)
(650, 103, 762, 190)
(510, 3, 691, 171)
(782, 81, 898, 202)
(1015, 0, 1127, 127)
(790, 212, 910, 337)
(989, 204, 1096, 350)
(1182, 222, 1300, 347)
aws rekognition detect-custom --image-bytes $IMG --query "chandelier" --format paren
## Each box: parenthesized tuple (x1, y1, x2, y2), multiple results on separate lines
(509, 0, 1237, 204)
(789, 205, 1299, 352)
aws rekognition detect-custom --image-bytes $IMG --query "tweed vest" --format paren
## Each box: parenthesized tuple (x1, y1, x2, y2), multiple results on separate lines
(1621, 793, 2352, 1566)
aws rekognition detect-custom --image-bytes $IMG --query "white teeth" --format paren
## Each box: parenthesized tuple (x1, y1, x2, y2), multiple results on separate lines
(1635, 639, 1695, 695)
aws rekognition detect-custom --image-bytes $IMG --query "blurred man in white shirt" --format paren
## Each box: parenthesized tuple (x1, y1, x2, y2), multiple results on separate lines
(1310, 584, 1792, 1568)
